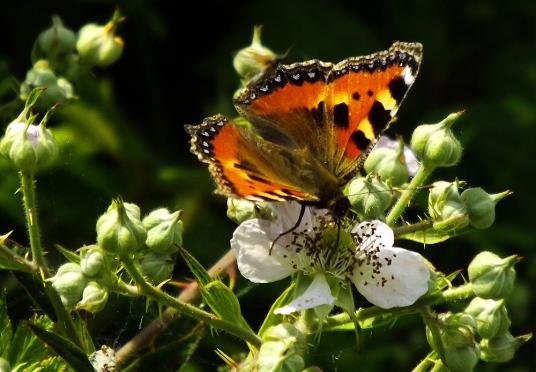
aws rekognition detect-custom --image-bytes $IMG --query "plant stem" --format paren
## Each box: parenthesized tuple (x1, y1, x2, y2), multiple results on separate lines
(115, 248, 237, 365)
(0, 240, 37, 272)
(393, 220, 434, 236)
(20, 171, 49, 276)
(19, 171, 83, 348)
(412, 351, 436, 372)
(386, 165, 433, 227)
(324, 284, 475, 329)
(119, 251, 262, 349)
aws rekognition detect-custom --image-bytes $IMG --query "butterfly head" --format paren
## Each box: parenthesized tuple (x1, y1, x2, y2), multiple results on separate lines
(326, 195, 351, 219)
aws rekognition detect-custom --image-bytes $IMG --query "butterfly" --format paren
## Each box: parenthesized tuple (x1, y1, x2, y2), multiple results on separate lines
(185, 41, 422, 218)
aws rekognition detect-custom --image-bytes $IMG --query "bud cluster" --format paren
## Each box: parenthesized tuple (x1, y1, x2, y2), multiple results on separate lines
(21, 11, 124, 110)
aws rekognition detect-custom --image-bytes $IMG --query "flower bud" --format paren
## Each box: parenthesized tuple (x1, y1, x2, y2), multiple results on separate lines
(20, 60, 75, 110)
(480, 332, 530, 363)
(80, 245, 106, 278)
(96, 199, 147, 253)
(410, 111, 463, 169)
(143, 208, 183, 254)
(34, 16, 76, 60)
(140, 252, 174, 284)
(364, 137, 410, 185)
(347, 176, 392, 219)
(48, 263, 87, 310)
(464, 297, 510, 339)
(461, 188, 511, 229)
(257, 324, 305, 372)
(76, 13, 124, 68)
(0, 103, 59, 172)
(226, 198, 276, 224)
(76, 281, 108, 313)
(468, 251, 519, 299)
(428, 312, 480, 371)
(0, 357, 10, 372)
(233, 25, 277, 81)
(428, 181, 469, 231)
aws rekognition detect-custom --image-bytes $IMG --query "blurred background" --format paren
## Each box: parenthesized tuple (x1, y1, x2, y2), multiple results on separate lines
(0, 0, 534, 370)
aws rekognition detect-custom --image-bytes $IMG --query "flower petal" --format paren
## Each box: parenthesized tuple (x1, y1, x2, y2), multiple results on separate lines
(274, 273, 335, 314)
(231, 218, 297, 283)
(352, 220, 394, 252)
(351, 246, 430, 309)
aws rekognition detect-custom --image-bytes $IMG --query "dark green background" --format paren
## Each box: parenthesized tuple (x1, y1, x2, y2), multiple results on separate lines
(0, 0, 534, 370)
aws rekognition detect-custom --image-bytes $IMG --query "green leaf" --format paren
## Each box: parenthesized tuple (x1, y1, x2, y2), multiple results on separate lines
(398, 226, 466, 244)
(257, 283, 295, 337)
(202, 281, 253, 332)
(54, 244, 81, 264)
(8, 316, 53, 368)
(178, 246, 211, 286)
(26, 321, 93, 372)
(123, 324, 204, 371)
(0, 291, 12, 358)
(20, 356, 68, 372)
(11, 272, 56, 322)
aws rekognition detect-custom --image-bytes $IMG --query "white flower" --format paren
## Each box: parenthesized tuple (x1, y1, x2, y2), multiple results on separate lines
(231, 202, 430, 313)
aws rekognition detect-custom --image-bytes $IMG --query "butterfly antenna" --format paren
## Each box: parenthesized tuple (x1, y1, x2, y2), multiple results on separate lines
(269, 204, 306, 255)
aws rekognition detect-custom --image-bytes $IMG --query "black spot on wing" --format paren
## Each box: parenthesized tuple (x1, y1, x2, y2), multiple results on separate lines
(388, 76, 409, 102)
(368, 101, 391, 134)
(334, 102, 349, 128)
(352, 92, 360, 101)
(350, 130, 371, 151)
(310, 101, 325, 126)
(248, 174, 270, 184)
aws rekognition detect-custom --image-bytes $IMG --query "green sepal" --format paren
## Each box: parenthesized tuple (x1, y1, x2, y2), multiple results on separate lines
(54, 243, 81, 264)
(398, 224, 470, 244)
(26, 321, 93, 372)
(257, 283, 295, 337)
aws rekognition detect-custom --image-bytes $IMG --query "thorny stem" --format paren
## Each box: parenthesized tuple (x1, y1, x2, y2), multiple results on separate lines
(20, 171, 48, 276)
(0, 240, 36, 272)
(393, 220, 434, 236)
(386, 164, 433, 227)
(324, 284, 475, 329)
(19, 171, 83, 348)
(118, 250, 261, 354)
(115, 248, 237, 365)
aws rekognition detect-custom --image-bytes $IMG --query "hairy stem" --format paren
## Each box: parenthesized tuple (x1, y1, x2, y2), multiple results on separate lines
(0, 240, 36, 272)
(118, 250, 260, 353)
(386, 165, 433, 227)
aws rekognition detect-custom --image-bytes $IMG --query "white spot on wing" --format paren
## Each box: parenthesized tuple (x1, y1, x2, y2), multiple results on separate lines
(402, 66, 414, 85)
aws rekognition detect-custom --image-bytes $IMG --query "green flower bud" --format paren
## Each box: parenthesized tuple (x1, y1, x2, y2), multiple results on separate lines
(96, 199, 147, 253)
(427, 312, 480, 371)
(233, 25, 277, 81)
(258, 324, 305, 372)
(76, 14, 124, 68)
(20, 60, 75, 110)
(0, 106, 59, 172)
(480, 332, 531, 363)
(468, 251, 519, 299)
(464, 298, 511, 339)
(80, 245, 106, 277)
(428, 181, 469, 231)
(347, 176, 393, 219)
(143, 208, 183, 254)
(140, 252, 174, 284)
(460, 188, 511, 229)
(34, 16, 76, 60)
(364, 138, 409, 185)
(0, 357, 10, 372)
(48, 263, 87, 310)
(76, 281, 108, 313)
(410, 111, 463, 169)
(227, 198, 276, 224)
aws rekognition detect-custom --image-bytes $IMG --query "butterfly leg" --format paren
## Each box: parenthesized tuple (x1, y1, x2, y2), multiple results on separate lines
(269, 203, 307, 255)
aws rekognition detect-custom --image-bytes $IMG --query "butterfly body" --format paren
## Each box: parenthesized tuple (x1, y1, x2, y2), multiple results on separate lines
(186, 42, 422, 217)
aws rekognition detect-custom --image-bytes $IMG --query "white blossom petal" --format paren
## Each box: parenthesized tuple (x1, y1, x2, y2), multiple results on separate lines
(352, 220, 394, 252)
(351, 246, 430, 309)
(231, 218, 298, 283)
(274, 273, 335, 314)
